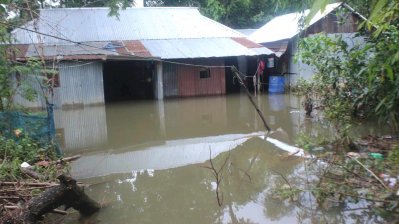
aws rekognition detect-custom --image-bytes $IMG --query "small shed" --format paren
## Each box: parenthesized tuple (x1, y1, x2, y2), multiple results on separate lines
(12, 7, 273, 108)
(249, 3, 366, 86)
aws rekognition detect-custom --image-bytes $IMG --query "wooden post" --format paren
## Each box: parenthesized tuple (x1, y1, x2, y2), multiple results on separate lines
(156, 61, 164, 100)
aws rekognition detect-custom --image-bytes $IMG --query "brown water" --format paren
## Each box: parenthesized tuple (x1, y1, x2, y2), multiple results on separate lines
(55, 94, 384, 224)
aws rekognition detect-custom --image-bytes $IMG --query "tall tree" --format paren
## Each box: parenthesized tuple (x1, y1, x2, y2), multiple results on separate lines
(200, 0, 313, 28)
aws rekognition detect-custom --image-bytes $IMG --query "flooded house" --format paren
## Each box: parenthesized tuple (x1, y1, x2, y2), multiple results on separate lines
(11, 7, 273, 109)
(249, 2, 366, 87)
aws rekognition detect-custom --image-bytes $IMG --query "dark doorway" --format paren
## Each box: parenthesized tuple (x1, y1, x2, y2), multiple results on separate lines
(103, 61, 154, 102)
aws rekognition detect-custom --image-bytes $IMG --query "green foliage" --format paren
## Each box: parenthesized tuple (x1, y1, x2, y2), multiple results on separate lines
(0, 1, 56, 112)
(57, 0, 133, 16)
(150, 0, 313, 28)
(296, 34, 371, 124)
(304, 0, 329, 25)
(200, 0, 313, 28)
(303, 0, 399, 131)
(296, 133, 318, 151)
(274, 184, 301, 201)
(0, 135, 56, 180)
(388, 147, 399, 168)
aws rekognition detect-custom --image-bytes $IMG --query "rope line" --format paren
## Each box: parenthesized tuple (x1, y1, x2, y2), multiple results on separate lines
(2, 21, 271, 80)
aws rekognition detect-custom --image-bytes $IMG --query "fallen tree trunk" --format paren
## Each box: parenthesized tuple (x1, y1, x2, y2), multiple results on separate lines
(22, 174, 100, 224)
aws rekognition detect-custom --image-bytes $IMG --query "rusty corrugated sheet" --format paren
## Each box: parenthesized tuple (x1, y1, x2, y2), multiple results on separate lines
(123, 40, 152, 57)
(177, 58, 225, 97)
(15, 40, 156, 61)
(231, 37, 263, 48)
(12, 44, 29, 58)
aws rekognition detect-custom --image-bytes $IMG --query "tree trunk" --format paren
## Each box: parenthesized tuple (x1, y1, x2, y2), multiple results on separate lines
(22, 175, 100, 224)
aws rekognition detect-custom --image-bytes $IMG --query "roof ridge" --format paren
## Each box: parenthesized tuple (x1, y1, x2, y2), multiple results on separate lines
(198, 12, 244, 38)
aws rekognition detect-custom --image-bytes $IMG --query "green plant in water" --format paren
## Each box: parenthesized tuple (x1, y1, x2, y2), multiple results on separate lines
(296, 0, 399, 132)
(296, 33, 371, 125)
(275, 184, 301, 201)
(295, 132, 329, 152)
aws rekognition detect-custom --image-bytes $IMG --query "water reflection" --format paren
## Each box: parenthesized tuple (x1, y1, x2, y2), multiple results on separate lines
(54, 106, 108, 150)
(56, 93, 384, 223)
(56, 93, 301, 152)
(72, 132, 265, 179)
(60, 94, 303, 179)
(66, 138, 304, 224)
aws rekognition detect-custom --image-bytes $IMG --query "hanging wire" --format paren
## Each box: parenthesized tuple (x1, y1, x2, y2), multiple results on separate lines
(1, 21, 241, 70)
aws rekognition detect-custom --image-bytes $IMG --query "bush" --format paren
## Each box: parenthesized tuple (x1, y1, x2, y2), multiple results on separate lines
(296, 30, 399, 131)
(0, 135, 56, 180)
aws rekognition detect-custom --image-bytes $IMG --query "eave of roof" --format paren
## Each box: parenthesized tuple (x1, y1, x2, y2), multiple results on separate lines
(14, 37, 274, 61)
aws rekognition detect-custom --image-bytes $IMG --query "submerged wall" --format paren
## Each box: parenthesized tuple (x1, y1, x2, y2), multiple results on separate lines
(163, 58, 226, 98)
(58, 61, 104, 107)
(13, 61, 105, 109)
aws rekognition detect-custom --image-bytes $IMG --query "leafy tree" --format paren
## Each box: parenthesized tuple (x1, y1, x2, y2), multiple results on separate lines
(200, 0, 313, 28)
(296, 34, 371, 123)
(298, 0, 399, 130)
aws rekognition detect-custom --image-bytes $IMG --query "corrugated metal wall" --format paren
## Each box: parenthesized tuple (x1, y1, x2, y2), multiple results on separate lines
(176, 58, 225, 97)
(13, 61, 104, 109)
(12, 74, 47, 108)
(162, 59, 226, 98)
(163, 62, 178, 97)
(305, 12, 360, 35)
(58, 61, 104, 107)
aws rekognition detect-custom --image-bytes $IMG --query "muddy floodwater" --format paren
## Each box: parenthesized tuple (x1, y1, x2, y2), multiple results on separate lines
(56, 94, 384, 223)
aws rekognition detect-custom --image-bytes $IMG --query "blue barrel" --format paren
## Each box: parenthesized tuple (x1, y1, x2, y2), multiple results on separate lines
(269, 76, 285, 93)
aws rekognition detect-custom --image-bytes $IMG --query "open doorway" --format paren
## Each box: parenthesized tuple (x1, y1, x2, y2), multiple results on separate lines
(103, 61, 154, 102)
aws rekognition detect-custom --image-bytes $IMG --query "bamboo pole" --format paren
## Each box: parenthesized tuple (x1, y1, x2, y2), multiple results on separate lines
(231, 66, 271, 132)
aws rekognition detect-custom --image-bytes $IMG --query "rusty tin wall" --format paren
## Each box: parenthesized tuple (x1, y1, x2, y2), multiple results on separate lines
(176, 58, 226, 97)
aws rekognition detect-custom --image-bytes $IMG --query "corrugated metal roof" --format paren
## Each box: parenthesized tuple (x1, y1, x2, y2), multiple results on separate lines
(17, 37, 272, 60)
(142, 38, 274, 59)
(231, 37, 263, 48)
(16, 41, 155, 60)
(13, 7, 245, 44)
(263, 40, 289, 57)
(24, 42, 119, 57)
(12, 7, 274, 59)
(249, 3, 341, 43)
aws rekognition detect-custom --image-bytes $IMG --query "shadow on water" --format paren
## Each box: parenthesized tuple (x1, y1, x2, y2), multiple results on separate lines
(54, 93, 386, 223)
